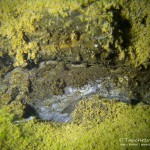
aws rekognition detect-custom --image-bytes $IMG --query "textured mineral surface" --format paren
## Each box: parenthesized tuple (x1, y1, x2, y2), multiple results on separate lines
(0, 0, 150, 149)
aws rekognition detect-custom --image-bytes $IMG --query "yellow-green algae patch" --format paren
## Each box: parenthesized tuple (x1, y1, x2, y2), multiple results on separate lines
(0, 0, 114, 66)
(0, 96, 149, 150)
(0, 0, 149, 68)
(0, 0, 92, 66)
(115, 0, 150, 68)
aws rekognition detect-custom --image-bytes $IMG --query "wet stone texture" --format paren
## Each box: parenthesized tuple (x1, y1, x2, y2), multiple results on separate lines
(0, 60, 149, 122)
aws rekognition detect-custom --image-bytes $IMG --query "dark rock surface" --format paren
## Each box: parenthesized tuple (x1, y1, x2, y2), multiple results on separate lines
(0, 60, 149, 122)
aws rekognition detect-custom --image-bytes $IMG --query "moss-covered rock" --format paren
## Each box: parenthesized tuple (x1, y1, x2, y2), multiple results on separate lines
(0, 96, 149, 150)
(0, 1, 149, 149)
(0, 0, 149, 68)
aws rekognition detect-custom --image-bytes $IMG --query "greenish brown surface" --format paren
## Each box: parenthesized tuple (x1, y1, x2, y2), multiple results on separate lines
(0, 0, 149, 68)
(0, 96, 150, 150)
(0, 0, 150, 149)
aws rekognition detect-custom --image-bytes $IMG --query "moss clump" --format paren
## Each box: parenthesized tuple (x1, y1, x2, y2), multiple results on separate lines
(115, 0, 150, 68)
(0, 95, 149, 149)
(0, 0, 114, 66)
(0, 67, 32, 106)
(0, 0, 149, 68)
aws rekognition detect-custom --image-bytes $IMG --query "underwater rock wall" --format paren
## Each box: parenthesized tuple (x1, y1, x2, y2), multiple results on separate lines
(0, 1, 150, 149)
(0, 0, 149, 68)
(0, 0, 149, 122)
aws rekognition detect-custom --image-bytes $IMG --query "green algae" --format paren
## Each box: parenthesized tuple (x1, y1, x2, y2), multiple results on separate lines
(115, 0, 150, 68)
(0, 0, 149, 68)
(0, 0, 150, 149)
(0, 96, 149, 150)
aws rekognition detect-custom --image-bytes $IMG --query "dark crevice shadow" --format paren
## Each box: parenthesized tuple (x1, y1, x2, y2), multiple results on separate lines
(111, 8, 131, 49)
(23, 104, 37, 118)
